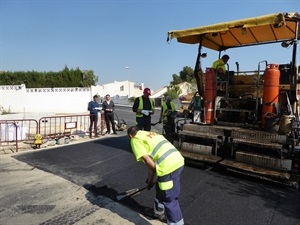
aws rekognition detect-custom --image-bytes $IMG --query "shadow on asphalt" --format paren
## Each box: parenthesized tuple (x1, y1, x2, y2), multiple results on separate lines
(83, 183, 158, 224)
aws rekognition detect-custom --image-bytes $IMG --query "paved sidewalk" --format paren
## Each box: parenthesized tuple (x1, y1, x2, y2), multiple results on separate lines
(0, 154, 165, 225)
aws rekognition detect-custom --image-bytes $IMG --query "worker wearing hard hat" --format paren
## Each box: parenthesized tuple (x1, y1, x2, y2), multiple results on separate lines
(128, 126, 185, 225)
(132, 87, 155, 131)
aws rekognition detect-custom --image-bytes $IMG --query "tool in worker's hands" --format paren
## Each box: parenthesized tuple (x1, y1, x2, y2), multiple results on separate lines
(147, 181, 155, 190)
(151, 121, 160, 126)
(116, 186, 148, 201)
(116, 182, 156, 201)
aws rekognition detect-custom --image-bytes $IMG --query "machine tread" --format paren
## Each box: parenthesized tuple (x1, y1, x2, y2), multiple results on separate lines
(232, 138, 282, 149)
(220, 159, 290, 180)
(180, 130, 220, 140)
(180, 150, 222, 163)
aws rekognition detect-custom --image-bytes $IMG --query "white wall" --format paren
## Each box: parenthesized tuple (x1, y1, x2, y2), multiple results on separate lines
(0, 84, 27, 113)
(0, 81, 144, 114)
(0, 85, 91, 113)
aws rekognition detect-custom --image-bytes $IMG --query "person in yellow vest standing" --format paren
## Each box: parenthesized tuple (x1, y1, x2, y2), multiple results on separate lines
(127, 126, 185, 225)
(132, 87, 155, 131)
(159, 96, 177, 141)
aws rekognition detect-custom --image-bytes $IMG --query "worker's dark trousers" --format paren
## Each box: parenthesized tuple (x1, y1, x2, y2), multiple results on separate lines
(156, 166, 184, 225)
(89, 114, 98, 136)
(104, 112, 116, 133)
(136, 116, 151, 131)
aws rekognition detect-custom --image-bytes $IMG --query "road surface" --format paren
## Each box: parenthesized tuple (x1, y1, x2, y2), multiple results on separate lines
(3, 106, 300, 225)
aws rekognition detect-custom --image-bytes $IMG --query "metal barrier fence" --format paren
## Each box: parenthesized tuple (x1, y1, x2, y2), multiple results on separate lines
(0, 114, 106, 153)
(38, 113, 107, 138)
(0, 119, 38, 152)
(39, 114, 91, 138)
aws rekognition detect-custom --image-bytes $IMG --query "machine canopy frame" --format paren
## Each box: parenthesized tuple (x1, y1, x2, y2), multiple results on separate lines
(167, 12, 300, 51)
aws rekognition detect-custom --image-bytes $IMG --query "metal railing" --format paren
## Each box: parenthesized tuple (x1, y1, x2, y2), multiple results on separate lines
(0, 114, 106, 153)
(0, 121, 21, 152)
(38, 114, 91, 138)
(0, 119, 39, 152)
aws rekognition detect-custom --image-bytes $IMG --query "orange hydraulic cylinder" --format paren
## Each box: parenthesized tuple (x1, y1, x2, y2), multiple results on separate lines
(204, 68, 216, 124)
(261, 64, 280, 128)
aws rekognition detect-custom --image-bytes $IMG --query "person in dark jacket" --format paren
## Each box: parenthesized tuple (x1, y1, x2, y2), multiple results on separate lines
(132, 87, 155, 131)
(102, 94, 117, 134)
(88, 95, 101, 138)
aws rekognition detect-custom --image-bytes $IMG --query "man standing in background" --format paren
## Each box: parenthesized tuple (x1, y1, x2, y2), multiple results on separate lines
(102, 94, 117, 135)
(88, 95, 101, 138)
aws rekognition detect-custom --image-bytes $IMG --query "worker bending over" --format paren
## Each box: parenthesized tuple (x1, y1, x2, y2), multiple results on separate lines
(128, 126, 185, 225)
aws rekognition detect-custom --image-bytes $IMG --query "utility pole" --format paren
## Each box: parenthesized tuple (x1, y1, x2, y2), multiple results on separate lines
(126, 66, 130, 98)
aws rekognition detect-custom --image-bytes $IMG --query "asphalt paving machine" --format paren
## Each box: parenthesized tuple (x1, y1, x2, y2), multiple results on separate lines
(167, 12, 300, 187)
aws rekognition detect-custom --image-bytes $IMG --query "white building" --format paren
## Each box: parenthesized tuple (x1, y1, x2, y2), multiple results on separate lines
(92, 80, 144, 102)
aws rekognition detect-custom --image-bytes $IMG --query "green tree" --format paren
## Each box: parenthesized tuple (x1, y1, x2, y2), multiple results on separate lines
(81, 70, 98, 87)
(164, 84, 182, 99)
(179, 66, 194, 82)
(171, 74, 182, 85)
(0, 67, 98, 88)
(170, 66, 194, 85)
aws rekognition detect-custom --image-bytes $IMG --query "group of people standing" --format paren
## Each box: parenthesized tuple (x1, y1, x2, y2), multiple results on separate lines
(87, 94, 117, 138)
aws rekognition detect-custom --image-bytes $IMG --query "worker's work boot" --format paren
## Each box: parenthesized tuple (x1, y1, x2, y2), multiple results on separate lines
(144, 207, 167, 223)
(154, 198, 167, 222)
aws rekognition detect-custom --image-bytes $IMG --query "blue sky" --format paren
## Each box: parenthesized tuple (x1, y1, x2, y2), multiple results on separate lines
(1, 0, 299, 91)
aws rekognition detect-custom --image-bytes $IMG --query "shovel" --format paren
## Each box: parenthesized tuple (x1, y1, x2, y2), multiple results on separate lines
(151, 121, 161, 126)
(116, 186, 148, 201)
(116, 182, 156, 201)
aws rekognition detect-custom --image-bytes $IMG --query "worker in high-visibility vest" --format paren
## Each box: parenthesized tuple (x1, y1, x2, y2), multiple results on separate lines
(159, 96, 176, 123)
(212, 54, 230, 81)
(159, 96, 177, 141)
(132, 87, 155, 131)
(128, 126, 185, 225)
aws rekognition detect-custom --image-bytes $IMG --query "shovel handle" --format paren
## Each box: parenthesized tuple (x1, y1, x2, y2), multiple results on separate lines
(116, 182, 157, 201)
(127, 186, 148, 197)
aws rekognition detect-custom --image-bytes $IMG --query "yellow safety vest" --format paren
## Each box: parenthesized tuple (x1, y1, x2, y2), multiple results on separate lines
(162, 102, 175, 123)
(131, 130, 184, 190)
(212, 58, 226, 73)
(136, 96, 155, 118)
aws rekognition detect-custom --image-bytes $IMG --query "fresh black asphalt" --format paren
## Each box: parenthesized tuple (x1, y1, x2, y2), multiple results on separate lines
(14, 131, 300, 225)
